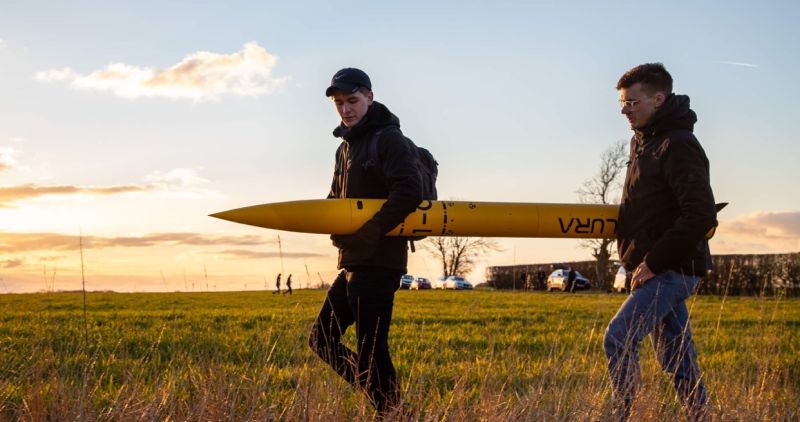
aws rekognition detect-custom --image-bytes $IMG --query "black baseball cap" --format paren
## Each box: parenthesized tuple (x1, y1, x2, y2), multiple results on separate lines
(325, 67, 371, 97)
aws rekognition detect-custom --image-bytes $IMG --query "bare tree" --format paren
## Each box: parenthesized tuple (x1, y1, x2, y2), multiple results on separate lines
(423, 236, 502, 278)
(577, 140, 628, 290)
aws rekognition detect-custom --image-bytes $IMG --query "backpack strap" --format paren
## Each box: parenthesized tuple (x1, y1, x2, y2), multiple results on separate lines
(366, 126, 422, 253)
(366, 126, 401, 171)
(366, 128, 385, 170)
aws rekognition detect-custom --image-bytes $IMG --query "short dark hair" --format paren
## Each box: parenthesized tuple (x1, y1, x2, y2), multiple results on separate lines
(616, 62, 673, 95)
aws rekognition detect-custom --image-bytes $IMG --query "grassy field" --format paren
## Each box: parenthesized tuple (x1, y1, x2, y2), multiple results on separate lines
(0, 289, 798, 421)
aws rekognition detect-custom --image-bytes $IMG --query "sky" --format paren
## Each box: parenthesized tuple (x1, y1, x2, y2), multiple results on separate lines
(1, 0, 798, 293)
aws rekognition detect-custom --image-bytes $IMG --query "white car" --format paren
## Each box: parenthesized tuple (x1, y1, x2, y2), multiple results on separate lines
(613, 266, 630, 293)
(546, 269, 591, 292)
(433, 276, 448, 289)
(446, 275, 473, 290)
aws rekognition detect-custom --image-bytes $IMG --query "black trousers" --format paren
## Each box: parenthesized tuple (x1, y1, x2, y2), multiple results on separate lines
(309, 268, 402, 413)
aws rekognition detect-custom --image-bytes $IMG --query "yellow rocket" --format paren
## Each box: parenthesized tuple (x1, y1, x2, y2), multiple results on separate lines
(210, 199, 622, 239)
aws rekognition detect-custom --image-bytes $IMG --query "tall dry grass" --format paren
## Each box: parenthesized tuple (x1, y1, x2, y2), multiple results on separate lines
(0, 290, 797, 421)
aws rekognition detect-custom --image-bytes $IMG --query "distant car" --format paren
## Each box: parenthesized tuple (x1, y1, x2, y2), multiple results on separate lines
(547, 269, 591, 292)
(433, 276, 448, 289)
(612, 266, 630, 293)
(410, 277, 432, 290)
(400, 274, 415, 289)
(446, 275, 473, 290)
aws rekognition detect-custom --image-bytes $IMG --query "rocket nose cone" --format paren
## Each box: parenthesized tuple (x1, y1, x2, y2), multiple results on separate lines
(209, 209, 251, 224)
(209, 211, 231, 220)
(208, 204, 286, 230)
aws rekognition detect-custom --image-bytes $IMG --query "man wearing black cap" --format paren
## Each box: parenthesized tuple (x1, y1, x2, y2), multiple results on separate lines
(309, 67, 422, 415)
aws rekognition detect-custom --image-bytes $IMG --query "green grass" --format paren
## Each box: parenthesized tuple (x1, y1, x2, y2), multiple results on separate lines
(0, 290, 798, 420)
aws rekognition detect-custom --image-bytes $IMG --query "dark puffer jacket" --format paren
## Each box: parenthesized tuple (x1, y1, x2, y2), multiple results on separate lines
(328, 101, 422, 271)
(616, 94, 717, 276)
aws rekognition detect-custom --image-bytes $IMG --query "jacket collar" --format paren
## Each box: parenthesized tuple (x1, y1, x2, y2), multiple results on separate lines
(635, 94, 697, 143)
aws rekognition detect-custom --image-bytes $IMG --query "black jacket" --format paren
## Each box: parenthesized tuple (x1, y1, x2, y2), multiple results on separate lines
(616, 94, 717, 276)
(328, 101, 423, 271)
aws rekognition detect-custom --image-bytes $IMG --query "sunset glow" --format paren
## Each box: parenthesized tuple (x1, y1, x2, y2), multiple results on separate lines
(1, 1, 798, 292)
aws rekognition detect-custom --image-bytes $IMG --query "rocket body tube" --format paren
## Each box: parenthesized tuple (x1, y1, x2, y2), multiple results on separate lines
(210, 199, 621, 239)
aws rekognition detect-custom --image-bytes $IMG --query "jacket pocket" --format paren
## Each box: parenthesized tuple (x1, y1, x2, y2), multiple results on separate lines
(621, 230, 653, 269)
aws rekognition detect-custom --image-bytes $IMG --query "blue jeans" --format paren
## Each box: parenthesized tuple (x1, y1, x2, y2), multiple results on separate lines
(603, 270, 708, 421)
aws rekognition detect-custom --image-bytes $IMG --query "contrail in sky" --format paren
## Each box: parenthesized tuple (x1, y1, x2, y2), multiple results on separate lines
(717, 61, 759, 68)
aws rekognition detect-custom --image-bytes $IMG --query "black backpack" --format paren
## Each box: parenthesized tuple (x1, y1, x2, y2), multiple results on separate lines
(367, 127, 438, 201)
(367, 127, 438, 250)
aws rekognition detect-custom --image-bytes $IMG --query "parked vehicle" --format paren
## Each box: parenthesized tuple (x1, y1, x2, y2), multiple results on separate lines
(546, 269, 591, 292)
(612, 266, 630, 293)
(400, 274, 415, 289)
(433, 276, 448, 289)
(410, 277, 432, 290)
(446, 275, 474, 290)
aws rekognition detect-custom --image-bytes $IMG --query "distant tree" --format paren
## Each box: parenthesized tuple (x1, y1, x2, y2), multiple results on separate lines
(577, 140, 628, 290)
(423, 236, 502, 278)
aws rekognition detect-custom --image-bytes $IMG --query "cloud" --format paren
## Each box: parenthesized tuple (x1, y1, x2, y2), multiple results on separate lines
(0, 183, 153, 207)
(146, 167, 223, 199)
(0, 166, 220, 206)
(147, 168, 209, 186)
(35, 42, 289, 100)
(35, 67, 80, 82)
(0, 147, 155, 205)
(217, 249, 325, 259)
(714, 210, 800, 253)
(0, 147, 20, 172)
(1, 258, 24, 268)
(722, 210, 800, 238)
(716, 61, 759, 68)
(0, 232, 274, 253)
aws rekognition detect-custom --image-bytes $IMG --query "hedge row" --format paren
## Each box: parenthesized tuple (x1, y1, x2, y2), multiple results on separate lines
(486, 252, 800, 296)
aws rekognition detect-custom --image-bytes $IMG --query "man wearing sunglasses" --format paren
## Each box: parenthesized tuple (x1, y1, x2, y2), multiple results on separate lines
(604, 63, 717, 421)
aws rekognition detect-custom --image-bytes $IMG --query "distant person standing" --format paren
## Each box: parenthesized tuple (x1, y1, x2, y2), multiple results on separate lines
(283, 274, 293, 295)
(272, 273, 281, 294)
(567, 267, 577, 293)
(536, 267, 546, 290)
(308, 67, 422, 416)
(604, 63, 717, 421)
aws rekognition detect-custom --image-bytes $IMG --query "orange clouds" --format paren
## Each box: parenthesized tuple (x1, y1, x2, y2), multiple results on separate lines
(0, 258, 23, 268)
(714, 210, 800, 254)
(217, 249, 324, 259)
(0, 232, 270, 253)
(0, 162, 220, 206)
(722, 210, 800, 238)
(0, 183, 152, 207)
